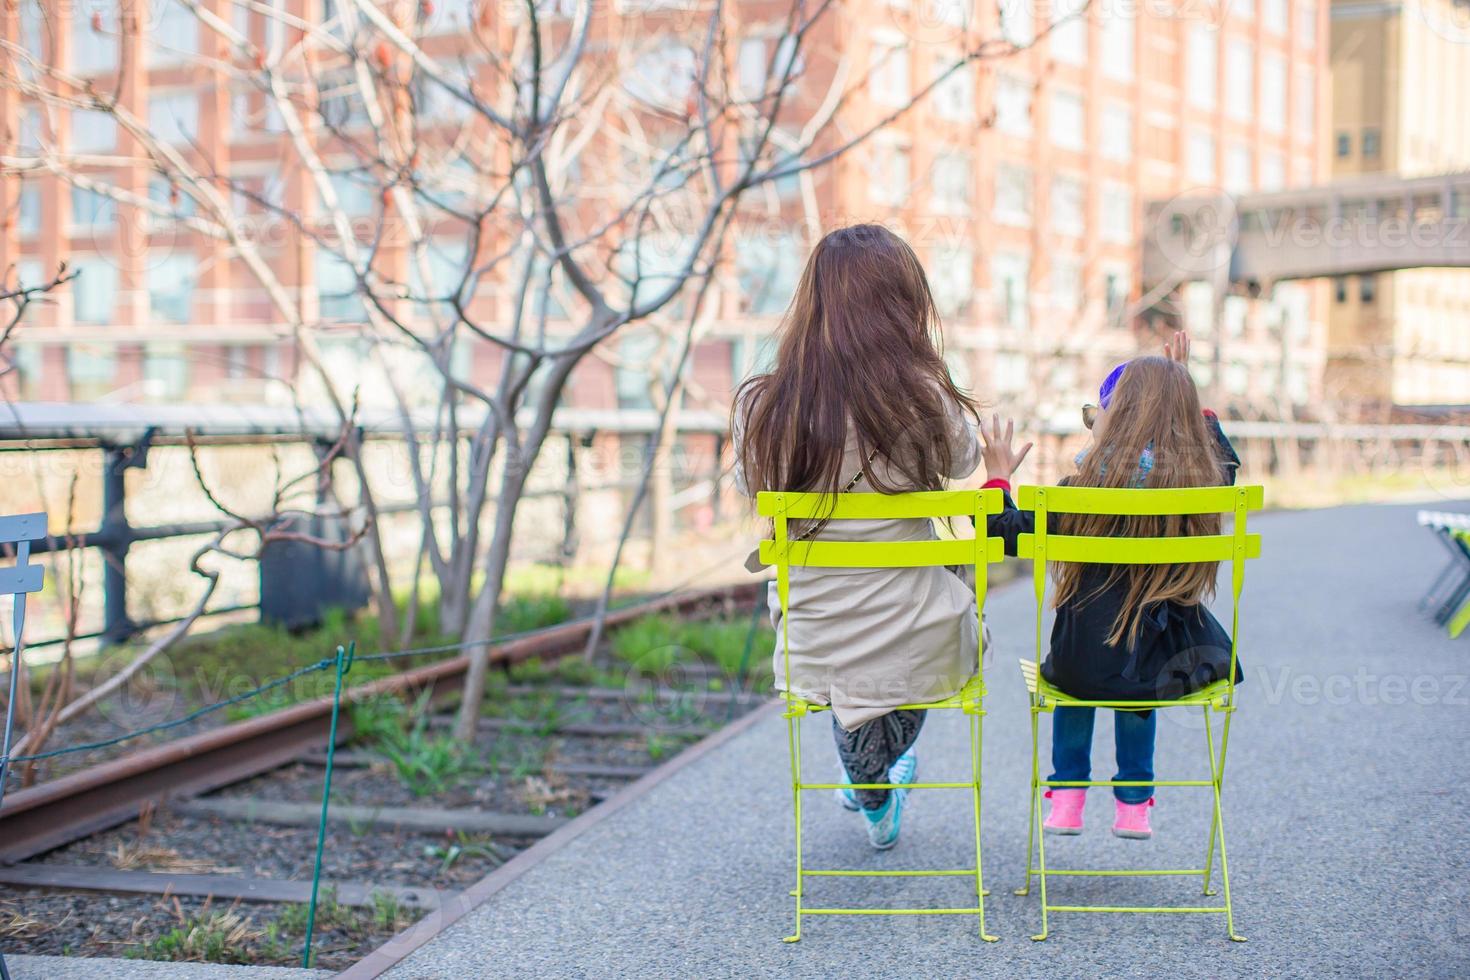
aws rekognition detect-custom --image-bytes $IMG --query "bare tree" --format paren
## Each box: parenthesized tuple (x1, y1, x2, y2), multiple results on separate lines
(3, 0, 1063, 740)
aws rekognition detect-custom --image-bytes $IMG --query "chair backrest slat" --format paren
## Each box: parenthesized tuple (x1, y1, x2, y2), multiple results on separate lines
(1016, 532, 1261, 565)
(760, 536, 1005, 569)
(1017, 484, 1264, 515)
(758, 490, 1004, 520)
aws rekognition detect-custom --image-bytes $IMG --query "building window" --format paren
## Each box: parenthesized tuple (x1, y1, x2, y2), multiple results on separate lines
(149, 92, 199, 145)
(316, 252, 363, 322)
(1050, 175, 1085, 236)
(1050, 256, 1083, 313)
(1334, 276, 1348, 303)
(67, 345, 118, 400)
(1103, 267, 1130, 317)
(1362, 127, 1381, 156)
(1336, 132, 1352, 157)
(868, 37, 910, 108)
(1225, 143, 1253, 193)
(999, 0, 1034, 45)
(70, 109, 117, 153)
(737, 230, 801, 316)
(143, 343, 190, 401)
(148, 0, 199, 67)
(930, 150, 973, 215)
(1187, 130, 1217, 184)
(1360, 274, 1376, 304)
(867, 139, 911, 206)
(71, 185, 117, 229)
(16, 183, 41, 239)
(615, 334, 657, 410)
(1100, 104, 1132, 162)
(149, 254, 198, 323)
(1226, 40, 1254, 122)
(71, 9, 119, 73)
(991, 252, 1030, 329)
(994, 73, 1032, 137)
(993, 351, 1029, 392)
(1261, 151, 1286, 190)
(933, 58, 975, 122)
(930, 0, 973, 29)
(1261, 54, 1286, 133)
(929, 244, 974, 318)
(1050, 0, 1087, 66)
(737, 38, 767, 99)
(1187, 24, 1218, 110)
(1099, 182, 1133, 244)
(1299, 1, 1317, 48)
(1263, 0, 1288, 35)
(1049, 90, 1085, 152)
(71, 258, 118, 324)
(995, 163, 1033, 227)
(1295, 67, 1315, 138)
(1100, 10, 1134, 81)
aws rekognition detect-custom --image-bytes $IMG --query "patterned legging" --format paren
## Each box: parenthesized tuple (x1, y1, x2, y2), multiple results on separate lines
(832, 709, 927, 811)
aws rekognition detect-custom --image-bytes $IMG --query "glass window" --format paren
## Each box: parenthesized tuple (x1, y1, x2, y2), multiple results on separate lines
(17, 182, 42, 238)
(1299, 1, 1317, 47)
(869, 38, 910, 107)
(148, 0, 198, 66)
(149, 92, 198, 145)
(994, 73, 1032, 137)
(1360, 274, 1376, 303)
(1336, 132, 1351, 158)
(143, 343, 189, 400)
(1050, 255, 1083, 313)
(148, 253, 197, 323)
(994, 163, 1033, 227)
(12, 342, 43, 397)
(71, 185, 117, 228)
(1225, 143, 1253, 193)
(999, 0, 1034, 45)
(1187, 24, 1218, 110)
(1296, 67, 1315, 138)
(1049, 90, 1085, 151)
(70, 109, 117, 153)
(70, 258, 118, 324)
(1100, 10, 1134, 81)
(615, 334, 658, 410)
(1362, 127, 1381, 156)
(67, 344, 118, 399)
(14, 259, 44, 324)
(1103, 266, 1130, 317)
(737, 229, 801, 316)
(325, 171, 376, 217)
(1264, 0, 1288, 35)
(1261, 53, 1286, 133)
(991, 251, 1030, 329)
(929, 244, 974, 318)
(1050, 175, 1085, 236)
(1187, 129, 1217, 183)
(71, 7, 119, 73)
(738, 38, 767, 99)
(1226, 40, 1254, 122)
(411, 238, 471, 320)
(1100, 104, 1132, 162)
(1050, 0, 1087, 65)
(1099, 182, 1133, 244)
(149, 176, 197, 225)
(993, 351, 1028, 392)
(1261, 151, 1286, 190)
(867, 140, 910, 206)
(933, 58, 975, 122)
(930, 150, 973, 215)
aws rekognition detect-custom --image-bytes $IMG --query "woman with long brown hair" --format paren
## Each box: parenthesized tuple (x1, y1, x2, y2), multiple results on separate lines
(732, 223, 984, 850)
(982, 337, 1242, 841)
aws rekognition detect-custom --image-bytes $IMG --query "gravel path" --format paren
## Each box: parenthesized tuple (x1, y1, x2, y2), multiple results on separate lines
(379, 500, 1470, 978)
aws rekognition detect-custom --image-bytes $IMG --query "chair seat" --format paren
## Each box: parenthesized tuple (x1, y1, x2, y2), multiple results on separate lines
(1017, 659, 1231, 709)
(782, 672, 987, 715)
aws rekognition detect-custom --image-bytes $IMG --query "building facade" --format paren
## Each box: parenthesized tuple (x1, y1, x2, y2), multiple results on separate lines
(1329, 0, 1470, 410)
(1, 0, 1331, 429)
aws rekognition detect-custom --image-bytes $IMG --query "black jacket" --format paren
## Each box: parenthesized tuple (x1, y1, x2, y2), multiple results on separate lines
(986, 414, 1244, 703)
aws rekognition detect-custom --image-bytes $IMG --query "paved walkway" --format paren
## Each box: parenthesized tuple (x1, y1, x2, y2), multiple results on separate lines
(4, 957, 327, 979)
(381, 501, 1470, 979)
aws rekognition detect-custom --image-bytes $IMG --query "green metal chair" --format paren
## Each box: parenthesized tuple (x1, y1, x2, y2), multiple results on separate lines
(1012, 484, 1264, 941)
(1448, 529, 1470, 639)
(757, 488, 1005, 943)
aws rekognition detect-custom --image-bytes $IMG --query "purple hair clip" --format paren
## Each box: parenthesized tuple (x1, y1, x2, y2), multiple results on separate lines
(1097, 361, 1128, 410)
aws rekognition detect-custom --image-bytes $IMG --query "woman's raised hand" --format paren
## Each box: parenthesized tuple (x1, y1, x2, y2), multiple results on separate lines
(979, 414, 1032, 484)
(1163, 330, 1191, 365)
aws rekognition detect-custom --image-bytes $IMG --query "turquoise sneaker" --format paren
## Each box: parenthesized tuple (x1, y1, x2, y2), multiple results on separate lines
(863, 788, 906, 849)
(835, 748, 918, 811)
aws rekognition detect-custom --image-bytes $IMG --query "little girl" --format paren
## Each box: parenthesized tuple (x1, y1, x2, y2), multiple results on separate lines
(732, 224, 985, 850)
(982, 339, 1242, 840)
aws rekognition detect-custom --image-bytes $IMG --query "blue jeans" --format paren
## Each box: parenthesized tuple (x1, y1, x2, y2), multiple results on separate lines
(1050, 706, 1156, 804)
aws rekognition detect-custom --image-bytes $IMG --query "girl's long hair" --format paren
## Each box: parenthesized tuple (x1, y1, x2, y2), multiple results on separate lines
(1054, 356, 1225, 647)
(733, 224, 978, 502)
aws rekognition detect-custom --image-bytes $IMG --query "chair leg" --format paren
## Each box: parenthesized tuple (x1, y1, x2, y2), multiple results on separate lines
(1015, 705, 1039, 897)
(1209, 708, 1246, 942)
(970, 710, 998, 941)
(784, 712, 803, 943)
(1200, 706, 1218, 897)
(1030, 708, 1050, 941)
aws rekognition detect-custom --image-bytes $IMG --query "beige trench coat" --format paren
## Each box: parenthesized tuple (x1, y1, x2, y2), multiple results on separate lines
(734, 394, 987, 730)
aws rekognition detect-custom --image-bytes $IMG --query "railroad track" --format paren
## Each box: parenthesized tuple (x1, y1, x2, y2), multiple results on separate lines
(0, 582, 768, 970)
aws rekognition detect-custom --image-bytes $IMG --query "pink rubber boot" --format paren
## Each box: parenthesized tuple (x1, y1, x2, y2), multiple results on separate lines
(1112, 797, 1154, 839)
(1042, 789, 1086, 835)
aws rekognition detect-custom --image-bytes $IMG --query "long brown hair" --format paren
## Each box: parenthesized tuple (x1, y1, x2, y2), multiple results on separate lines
(1054, 356, 1225, 647)
(733, 224, 978, 502)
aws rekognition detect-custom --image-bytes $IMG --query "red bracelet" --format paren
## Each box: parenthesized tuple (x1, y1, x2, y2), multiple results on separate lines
(981, 478, 1012, 493)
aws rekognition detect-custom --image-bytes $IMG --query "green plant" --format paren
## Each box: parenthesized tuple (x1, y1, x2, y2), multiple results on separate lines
(129, 907, 260, 964)
(497, 593, 572, 635)
(677, 618, 775, 682)
(610, 615, 687, 673)
(424, 833, 505, 874)
(645, 732, 675, 761)
(352, 691, 481, 796)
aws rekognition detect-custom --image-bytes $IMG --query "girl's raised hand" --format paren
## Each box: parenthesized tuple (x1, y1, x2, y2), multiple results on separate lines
(1163, 330, 1191, 365)
(980, 414, 1033, 483)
